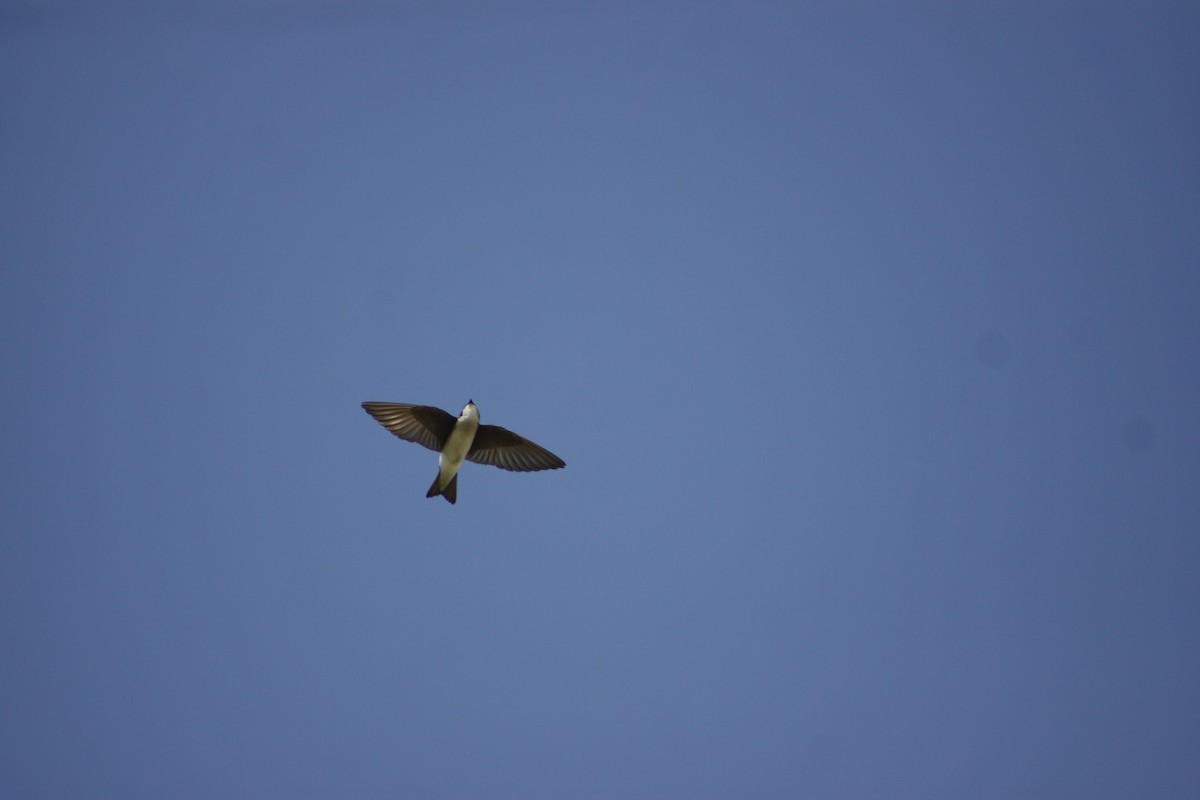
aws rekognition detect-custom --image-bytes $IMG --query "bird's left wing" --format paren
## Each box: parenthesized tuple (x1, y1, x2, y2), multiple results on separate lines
(361, 403, 456, 452)
(467, 425, 566, 472)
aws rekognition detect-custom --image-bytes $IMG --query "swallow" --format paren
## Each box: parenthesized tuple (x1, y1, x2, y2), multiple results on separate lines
(361, 400, 565, 504)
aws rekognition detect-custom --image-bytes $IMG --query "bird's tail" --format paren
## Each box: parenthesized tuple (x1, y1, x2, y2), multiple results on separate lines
(427, 472, 457, 504)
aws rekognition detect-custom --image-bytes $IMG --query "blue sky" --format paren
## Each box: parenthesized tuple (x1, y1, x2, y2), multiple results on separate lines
(2, 2, 1198, 797)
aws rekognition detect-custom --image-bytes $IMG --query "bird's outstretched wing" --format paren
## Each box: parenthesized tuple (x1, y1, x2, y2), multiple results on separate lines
(467, 425, 566, 472)
(361, 403, 456, 452)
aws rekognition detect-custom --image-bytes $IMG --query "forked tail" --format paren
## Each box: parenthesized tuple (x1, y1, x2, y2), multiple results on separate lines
(426, 472, 457, 504)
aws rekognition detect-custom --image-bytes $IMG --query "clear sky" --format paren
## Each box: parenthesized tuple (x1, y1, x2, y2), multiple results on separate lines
(2, 3, 1198, 798)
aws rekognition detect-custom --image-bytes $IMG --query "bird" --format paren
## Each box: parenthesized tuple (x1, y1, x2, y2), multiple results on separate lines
(361, 399, 565, 504)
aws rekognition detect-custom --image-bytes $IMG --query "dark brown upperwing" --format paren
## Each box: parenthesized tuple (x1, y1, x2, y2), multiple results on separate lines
(467, 424, 566, 472)
(361, 403, 456, 452)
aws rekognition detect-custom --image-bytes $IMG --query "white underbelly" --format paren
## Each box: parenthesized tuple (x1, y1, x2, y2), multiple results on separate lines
(437, 419, 479, 486)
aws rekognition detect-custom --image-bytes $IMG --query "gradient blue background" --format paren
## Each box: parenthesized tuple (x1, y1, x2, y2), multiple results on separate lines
(3, 3, 1198, 797)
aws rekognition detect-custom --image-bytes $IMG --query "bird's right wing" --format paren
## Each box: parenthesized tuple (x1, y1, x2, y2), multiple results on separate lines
(361, 403, 456, 452)
(467, 424, 566, 472)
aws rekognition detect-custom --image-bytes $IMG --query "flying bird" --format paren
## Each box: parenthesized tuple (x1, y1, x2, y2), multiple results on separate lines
(361, 400, 565, 504)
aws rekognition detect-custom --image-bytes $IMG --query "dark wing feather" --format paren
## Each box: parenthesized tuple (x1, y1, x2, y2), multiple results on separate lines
(467, 424, 566, 472)
(361, 403, 455, 452)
